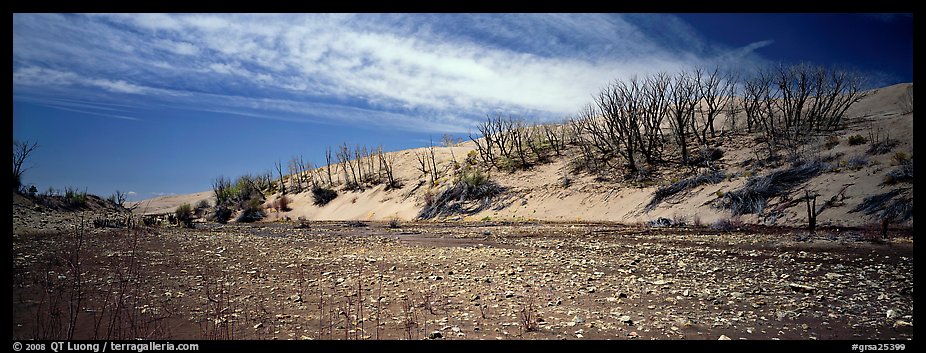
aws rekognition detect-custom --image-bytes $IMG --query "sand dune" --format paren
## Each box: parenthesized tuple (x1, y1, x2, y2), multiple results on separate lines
(134, 83, 913, 229)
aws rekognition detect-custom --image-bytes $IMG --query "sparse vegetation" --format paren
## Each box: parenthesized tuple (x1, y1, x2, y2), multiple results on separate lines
(882, 161, 913, 185)
(235, 198, 265, 223)
(867, 139, 899, 155)
(890, 152, 910, 166)
(718, 160, 830, 215)
(311, 186, 338, 206)
(107, 190, 128, 208)
(345, 220, 367, 227)
(646, 171, 725, 211)
(710, 217, 742, 231)
(210, 205, 232, 224)
(847, 135, 867, 145)
(274, 195, 291, 212)
(418, 168, 502, 219)
(65, 187, 89, 209)
(846, 155, 869, 170)
(175, 203, 194, 228)
(850, 189, 913, 238)
(824, 135, 840, 149)
(194, 199, 211, 217)
(210, 174, 266, 223)
(13, 139, 39, 192)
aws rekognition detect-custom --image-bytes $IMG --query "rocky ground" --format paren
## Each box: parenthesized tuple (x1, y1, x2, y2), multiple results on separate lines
(12, 205, 914, 341)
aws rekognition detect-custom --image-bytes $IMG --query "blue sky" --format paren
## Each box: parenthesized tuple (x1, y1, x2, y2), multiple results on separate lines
(12, 13, 913, 201)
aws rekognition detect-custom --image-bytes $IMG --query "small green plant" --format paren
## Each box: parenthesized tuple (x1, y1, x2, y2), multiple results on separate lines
(461, 168, 489, 189)
(388, 217, 401, 229)
(847, 135, 867, 145)
(175, 203, 194, 228)
(65, 187, 88, 209)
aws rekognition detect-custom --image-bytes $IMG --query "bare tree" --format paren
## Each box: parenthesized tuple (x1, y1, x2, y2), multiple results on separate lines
(693, 67, 736, 145)
(746, 63, 867, 158)
(540, 123, 566, 156)
(637, 72, 670, 164)
(274, 160, 287, 195)
(325, 146, 334, 186)
(742, 73, 769, 134)
(509, 118, 530, 168)
(13, 139, 38, 191)
(109, 190, 128, 207)
(724, 73, 741, 134)
(428, 139, 439, 183)
(572, 103, 618, 173)
(668, 71, 699, 165)
(440, 133, 456, 147)
(470, 126, 496, 169)
(598, 77, 643, 172)
(288, 157, 303, 193)
(414, 150, 431, 177)
(377, 147, 399, 189)
(523, 124, 545, 162)
(337, 143, 358, 188)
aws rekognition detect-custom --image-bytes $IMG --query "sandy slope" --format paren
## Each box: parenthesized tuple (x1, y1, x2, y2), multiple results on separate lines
(134, 83, 914, 228)
(128, 190, 214, 215)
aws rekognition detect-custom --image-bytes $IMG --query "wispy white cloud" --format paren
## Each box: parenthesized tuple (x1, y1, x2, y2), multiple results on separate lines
(40, 105, 141, 121)
(13, 14, 768, 132)
(15, 94, 143, 121)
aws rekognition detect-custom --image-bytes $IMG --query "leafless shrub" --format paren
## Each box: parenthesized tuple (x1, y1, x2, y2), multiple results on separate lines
(719, 160, 830, 215)
(345, 220, 367, 228)
(846, 154, 869, 170)
(882, 161, 913, 185)
(710, 217, 742, 231)
(847, 134, 867, 145)
(851, 189, 912, 222)
(646, 171, 725, 211)
(418, 169, 503, 219)
(400, 295, 419, 340)
(519, 291, 539, 333)
(868, 139, 899, 155)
